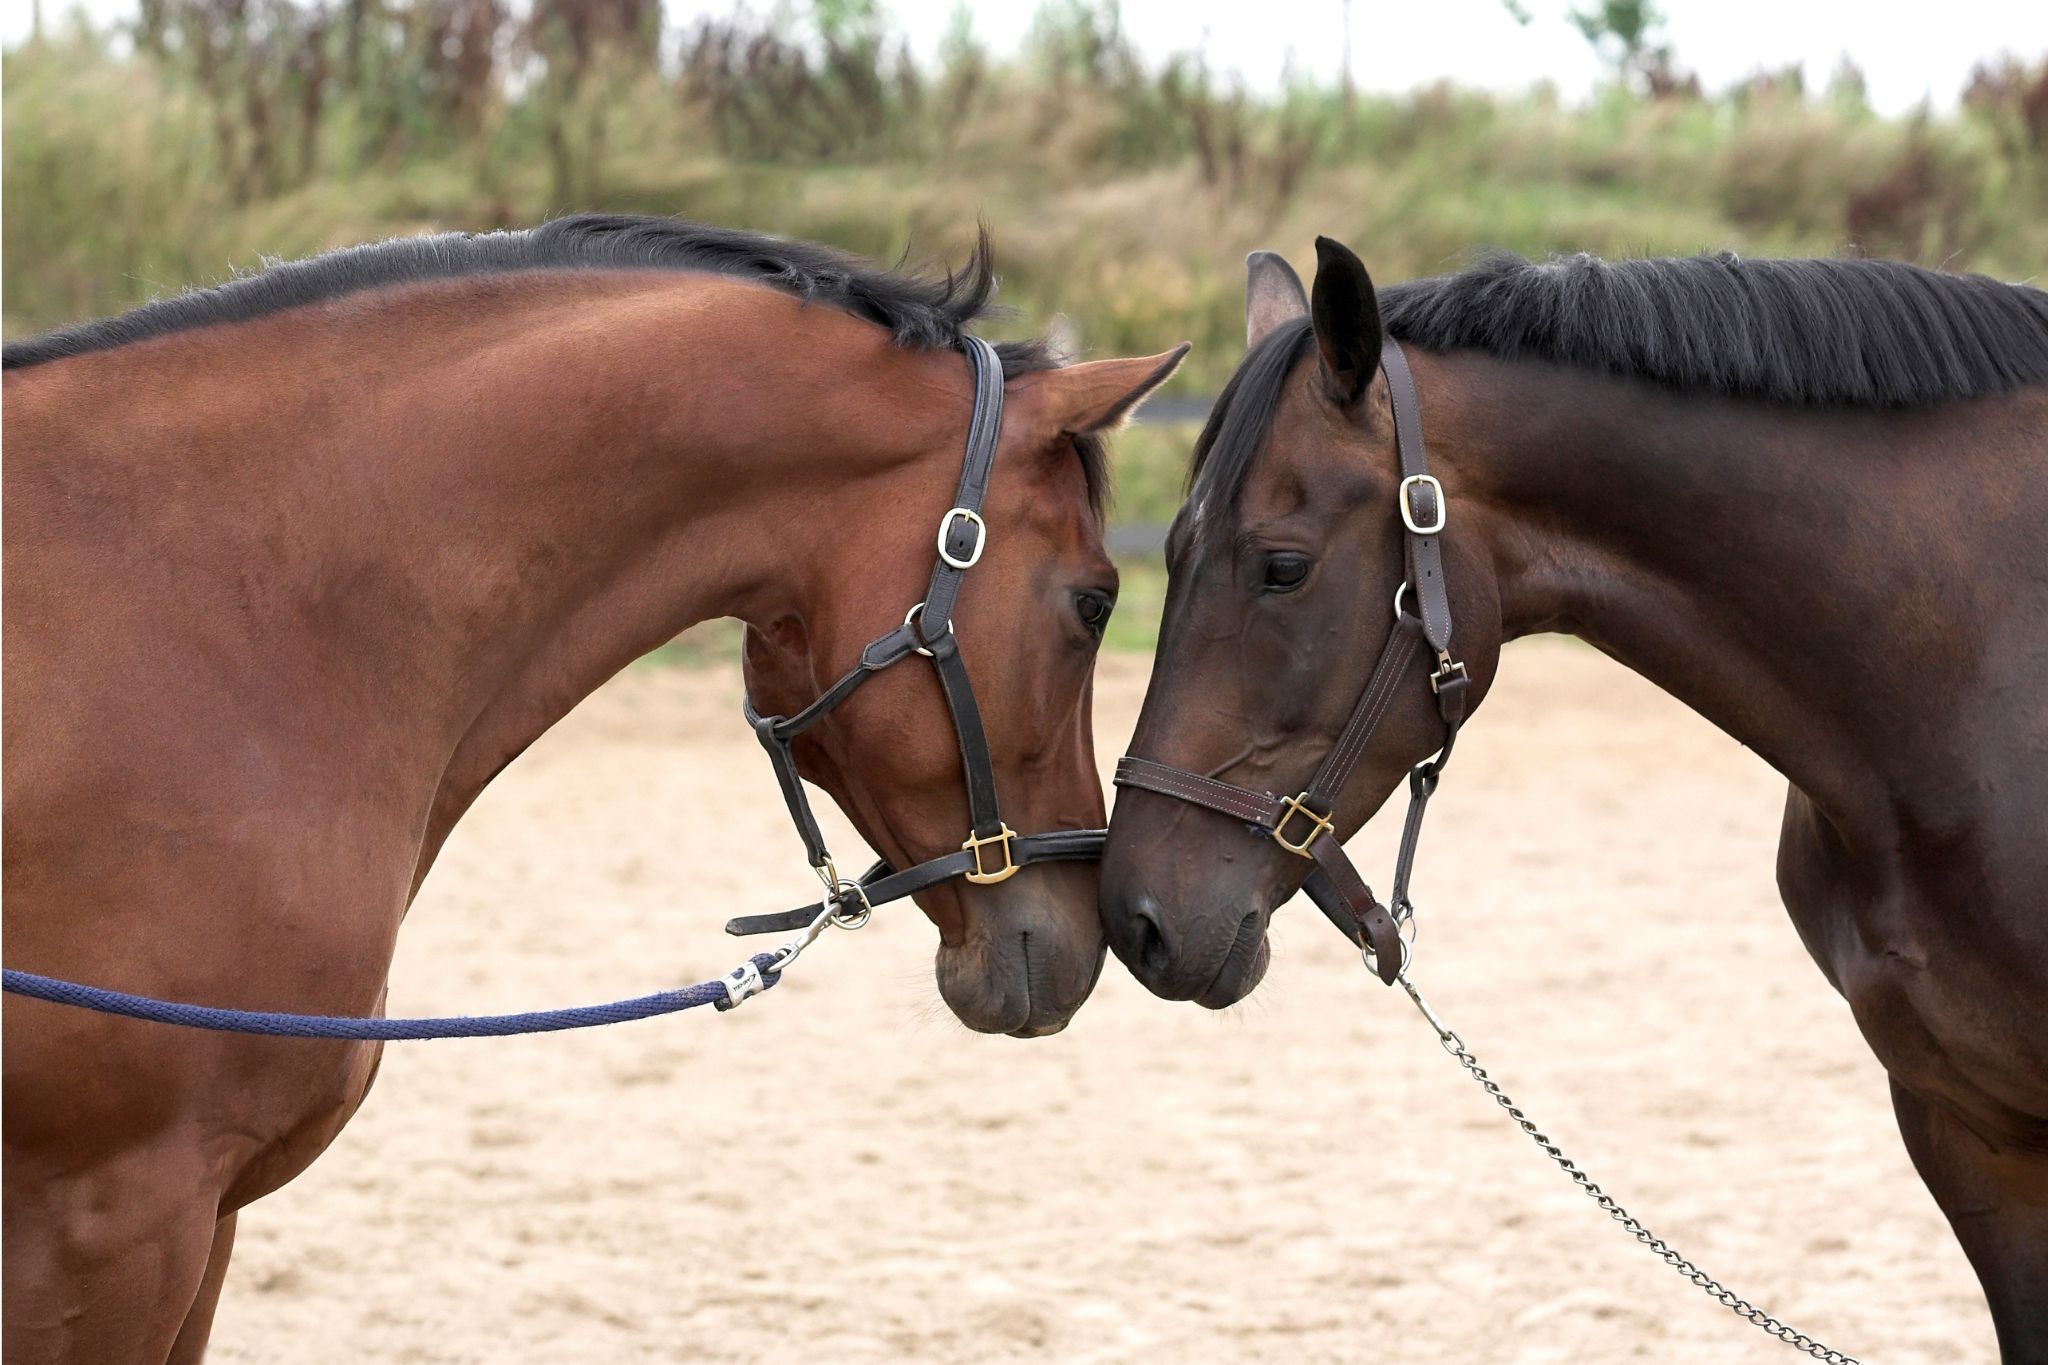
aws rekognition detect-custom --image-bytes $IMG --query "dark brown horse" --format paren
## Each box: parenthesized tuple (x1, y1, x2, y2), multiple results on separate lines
(2, 215, 1183, 1362)
(1100, 239, 2048, 1357)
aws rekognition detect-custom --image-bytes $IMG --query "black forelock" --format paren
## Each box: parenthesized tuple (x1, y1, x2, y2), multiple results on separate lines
(1186, 317, 1316, 510)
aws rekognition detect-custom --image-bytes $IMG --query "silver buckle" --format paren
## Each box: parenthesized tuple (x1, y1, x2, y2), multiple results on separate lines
(1398, 474, 1446, 535)
(936, 507, 987, 569)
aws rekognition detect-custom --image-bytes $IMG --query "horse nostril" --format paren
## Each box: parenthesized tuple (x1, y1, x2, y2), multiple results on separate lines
(1129, 895, 1174, 978)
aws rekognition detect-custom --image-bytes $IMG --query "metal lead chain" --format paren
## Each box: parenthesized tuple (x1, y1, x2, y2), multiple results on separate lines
(1396, 970, 1862, 1365)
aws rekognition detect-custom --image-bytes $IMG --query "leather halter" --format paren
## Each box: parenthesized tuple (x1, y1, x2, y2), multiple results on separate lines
(726, 337, 1105, 939)
(1113, 338, 1470, 984)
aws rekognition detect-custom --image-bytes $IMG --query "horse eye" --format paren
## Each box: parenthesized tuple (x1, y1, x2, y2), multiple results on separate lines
(1263, 553, 1313, 592)
(1075, 591, 1114, 636)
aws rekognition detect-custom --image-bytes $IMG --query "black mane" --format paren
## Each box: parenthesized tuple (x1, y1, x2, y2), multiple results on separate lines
(1380, 252, 2048, 407)
(3, 213, 1106, 513)
(1192, 251, 2048, 506)
(4, 214, 998, 369)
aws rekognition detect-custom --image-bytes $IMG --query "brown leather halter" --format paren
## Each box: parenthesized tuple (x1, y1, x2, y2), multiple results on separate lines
(726, 336, 1106, 940)
(1113, 338, 1470, 984)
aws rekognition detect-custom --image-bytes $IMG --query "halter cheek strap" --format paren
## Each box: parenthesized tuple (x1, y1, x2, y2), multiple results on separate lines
(1114, 338, 1469, 984)
(729, 336, 1106, 939)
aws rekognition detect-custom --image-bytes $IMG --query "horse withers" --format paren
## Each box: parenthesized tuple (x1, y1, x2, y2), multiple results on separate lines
(1100, 239, 2048, 1356)
(1, 216, 1185, 1362)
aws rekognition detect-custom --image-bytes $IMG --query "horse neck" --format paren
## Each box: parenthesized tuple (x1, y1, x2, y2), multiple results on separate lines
(171, 273, 964, 874)
(1433, 350, 2035, 835)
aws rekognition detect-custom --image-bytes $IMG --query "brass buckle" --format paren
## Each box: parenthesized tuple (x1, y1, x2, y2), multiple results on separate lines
(1430, 654, 1468, 694)
(962, 823, 1019, 884)
(1271, 793, 1333, 858)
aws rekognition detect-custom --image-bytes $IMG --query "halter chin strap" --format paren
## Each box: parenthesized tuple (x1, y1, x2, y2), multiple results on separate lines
(729, 336, 1106, 940)
(1114, 337, 1470, 984)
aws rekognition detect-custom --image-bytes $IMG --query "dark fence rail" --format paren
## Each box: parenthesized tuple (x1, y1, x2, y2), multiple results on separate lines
(1130, 395, 1213, 426)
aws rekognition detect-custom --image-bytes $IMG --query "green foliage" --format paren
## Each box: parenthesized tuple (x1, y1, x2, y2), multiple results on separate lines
(11, 4, 2042, 373)
(1569, 0, 1662, 65)
(1568, 0, 1692, 98)
(6, 2, 2045, 655)
(1106, 423, 1196, 527)
(1102, 554, 1169, 653)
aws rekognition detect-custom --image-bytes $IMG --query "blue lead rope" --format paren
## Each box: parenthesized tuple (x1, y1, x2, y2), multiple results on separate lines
(1, 954, 783, 1040)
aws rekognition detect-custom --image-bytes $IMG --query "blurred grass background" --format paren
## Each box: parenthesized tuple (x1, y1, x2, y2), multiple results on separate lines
(7, 0, 2044, 650)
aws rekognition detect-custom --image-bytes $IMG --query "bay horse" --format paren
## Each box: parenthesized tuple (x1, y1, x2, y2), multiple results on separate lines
(1099, 238, 2048, 1357)
(2, 214, 1184, 1362)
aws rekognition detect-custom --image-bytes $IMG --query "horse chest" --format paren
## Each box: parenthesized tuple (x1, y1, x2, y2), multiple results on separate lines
(1776, 785, 2048, 1146)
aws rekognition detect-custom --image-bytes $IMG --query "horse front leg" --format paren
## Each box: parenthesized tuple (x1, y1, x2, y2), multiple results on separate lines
(1890, 1078, 2048, 1363)
(2, 1143, 228, 1365)
(166, 1212, 238, 1365)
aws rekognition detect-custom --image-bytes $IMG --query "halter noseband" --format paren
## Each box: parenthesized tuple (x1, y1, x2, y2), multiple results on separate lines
(1113, 338, 1470, 984)
(727, 337, 1106, 939)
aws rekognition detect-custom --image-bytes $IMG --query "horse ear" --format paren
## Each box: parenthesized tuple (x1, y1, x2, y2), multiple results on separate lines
(1246, 251, 1308, 347)
(1310, 236, 1382, 407)
(1017, 343, 1192, 437)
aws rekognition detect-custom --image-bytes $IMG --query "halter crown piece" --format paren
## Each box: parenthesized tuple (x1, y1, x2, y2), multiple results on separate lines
(728, 337, 1107, 940)
(1113, 338, 1471, 984)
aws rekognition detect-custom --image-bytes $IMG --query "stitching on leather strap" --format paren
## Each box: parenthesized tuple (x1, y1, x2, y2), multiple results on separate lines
(1311, 624, 1422, 803)
(1115, 758, 1276, 824)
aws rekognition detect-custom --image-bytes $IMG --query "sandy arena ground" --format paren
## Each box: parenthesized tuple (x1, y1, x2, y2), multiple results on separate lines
(208, 641, 1989, 1363)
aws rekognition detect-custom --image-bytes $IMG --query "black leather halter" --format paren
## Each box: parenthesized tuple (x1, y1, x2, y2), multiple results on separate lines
(727, 337, 1105, 940)
(1113, 338, 1470, 984)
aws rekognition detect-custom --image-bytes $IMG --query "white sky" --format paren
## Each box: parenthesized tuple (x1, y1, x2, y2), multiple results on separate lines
(6, 0, 2046, 116)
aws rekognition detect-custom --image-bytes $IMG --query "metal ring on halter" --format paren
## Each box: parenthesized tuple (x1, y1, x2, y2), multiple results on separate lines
(903, 601, 952, 658)
(825, 877, 873, 930)
(1365, 932, 1414, 981)
(810, 858, 873, 928)
(1393, 581, 1414, 622)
